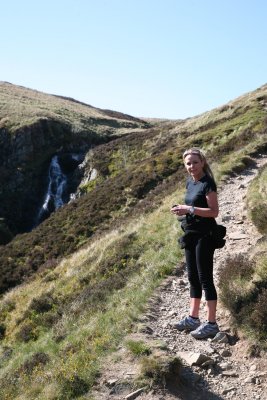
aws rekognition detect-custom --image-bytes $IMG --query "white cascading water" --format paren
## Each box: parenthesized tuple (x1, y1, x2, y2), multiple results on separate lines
(37, 155, 67, 223)
(44, 155, 67, 209)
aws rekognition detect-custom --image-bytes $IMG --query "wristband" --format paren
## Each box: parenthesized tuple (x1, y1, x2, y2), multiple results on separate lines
(189, 206, 195, 215)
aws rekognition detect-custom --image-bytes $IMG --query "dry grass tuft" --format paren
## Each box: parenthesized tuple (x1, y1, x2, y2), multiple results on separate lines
(140, 354, 182, 387)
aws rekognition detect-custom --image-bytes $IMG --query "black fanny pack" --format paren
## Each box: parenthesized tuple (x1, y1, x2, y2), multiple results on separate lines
(178, 222, 226, 249)
(211, 224, 227, 249)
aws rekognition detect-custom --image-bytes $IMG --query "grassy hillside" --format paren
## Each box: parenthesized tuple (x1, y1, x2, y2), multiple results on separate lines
(1, 83, 267, 293)
(0, 83, 267, 398)
(0, 81, 148, 134)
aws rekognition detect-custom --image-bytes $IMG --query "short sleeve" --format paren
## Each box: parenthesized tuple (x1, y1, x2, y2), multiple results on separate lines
(203, 178, 217, 195)
(186, 178, 190, 189)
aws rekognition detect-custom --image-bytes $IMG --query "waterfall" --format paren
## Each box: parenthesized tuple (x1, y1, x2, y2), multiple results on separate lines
(36, 155, 67, 224)
(44, 155, 67, 208)
(34, 152, 84, 227)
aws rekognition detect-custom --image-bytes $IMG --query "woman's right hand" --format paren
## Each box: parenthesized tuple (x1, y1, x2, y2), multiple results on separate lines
(170, 205, 179, 214)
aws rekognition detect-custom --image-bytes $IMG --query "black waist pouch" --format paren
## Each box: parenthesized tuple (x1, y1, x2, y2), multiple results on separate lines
(179, 217, 213, 249)
(211, 224, 227, 249)
(178, 219, 226, 250)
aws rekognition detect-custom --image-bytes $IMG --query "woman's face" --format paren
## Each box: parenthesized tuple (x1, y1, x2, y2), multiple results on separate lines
(184, 154, 205, 181)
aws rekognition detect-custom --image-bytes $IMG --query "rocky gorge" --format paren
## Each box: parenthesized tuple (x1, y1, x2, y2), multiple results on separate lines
(0, 82, 149, 237)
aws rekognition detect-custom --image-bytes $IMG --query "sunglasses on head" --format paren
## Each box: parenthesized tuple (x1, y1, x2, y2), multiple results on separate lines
(183, 150, 202, 158)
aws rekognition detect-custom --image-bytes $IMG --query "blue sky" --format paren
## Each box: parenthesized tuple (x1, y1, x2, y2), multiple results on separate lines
(1, 0, 267, 119)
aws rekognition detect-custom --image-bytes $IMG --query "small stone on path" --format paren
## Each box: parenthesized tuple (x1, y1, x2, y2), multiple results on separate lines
(177, 351, 213, 367)
(228, 232, 248, 240)
(125, 388, 146, 400)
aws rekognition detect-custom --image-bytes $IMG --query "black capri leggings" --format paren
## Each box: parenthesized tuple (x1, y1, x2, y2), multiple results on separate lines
(185, 235, 217, 301)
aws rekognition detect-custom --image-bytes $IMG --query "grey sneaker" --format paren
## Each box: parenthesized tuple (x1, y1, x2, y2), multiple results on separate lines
(173, 316, 201, 331)
(190, 321, 219, 339)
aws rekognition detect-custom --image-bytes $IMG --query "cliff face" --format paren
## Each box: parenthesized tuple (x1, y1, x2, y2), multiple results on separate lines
(1, 119, 64, 166)
(0, 119, 87, 233)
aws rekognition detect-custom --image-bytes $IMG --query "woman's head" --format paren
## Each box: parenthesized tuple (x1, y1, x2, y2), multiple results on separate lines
(183, 148, 214, 180)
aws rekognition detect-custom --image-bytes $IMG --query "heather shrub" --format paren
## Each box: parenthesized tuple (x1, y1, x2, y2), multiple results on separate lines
(250, 289, 267, 337)
(218, 254, 255, 315)
(219, 253, 267, 341)
(247, 165, 267, 234)
(19, 352, 50, 375)
(0, 346, 13, 362)
(18, 293, 62, 330)
(0, 218, 13, 245)
(0, 299, 16, 321)
(0, 323, 6, 339)
(58, 375, 89, 399)
(29, 293, 55, 314)
(16, 321, 39, 342)
(250, 206, 267, 234)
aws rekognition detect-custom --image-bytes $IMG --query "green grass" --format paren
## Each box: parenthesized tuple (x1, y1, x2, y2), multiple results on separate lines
(0, 191, 183, 399)
(125, 340, 152, 357)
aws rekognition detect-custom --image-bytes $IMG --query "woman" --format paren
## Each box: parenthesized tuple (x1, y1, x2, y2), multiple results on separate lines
(171, 148, 219, 339)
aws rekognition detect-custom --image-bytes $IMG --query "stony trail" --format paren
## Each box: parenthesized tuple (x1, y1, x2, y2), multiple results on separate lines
(92, 154, 267, 400)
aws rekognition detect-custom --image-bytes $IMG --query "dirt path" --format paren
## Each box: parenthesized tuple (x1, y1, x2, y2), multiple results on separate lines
(92, 153, 267, 400)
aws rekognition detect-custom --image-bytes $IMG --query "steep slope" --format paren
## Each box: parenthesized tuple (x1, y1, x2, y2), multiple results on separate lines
(0, 83, 267, 399)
